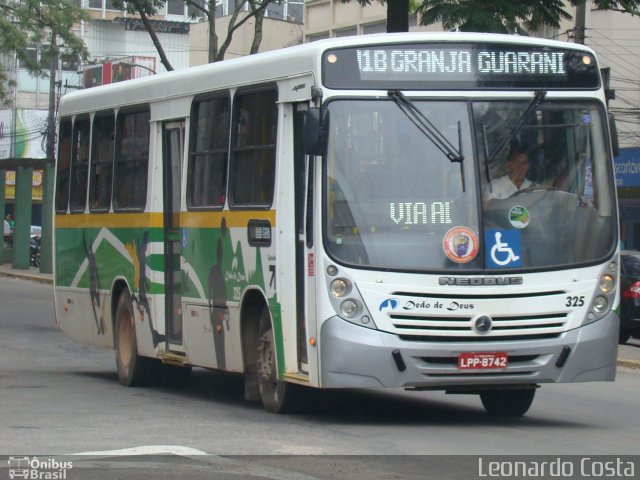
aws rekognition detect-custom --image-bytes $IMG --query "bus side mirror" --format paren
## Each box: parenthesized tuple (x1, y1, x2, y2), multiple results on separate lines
(609, 112, 620, 158)
(303, 107, 329, 156)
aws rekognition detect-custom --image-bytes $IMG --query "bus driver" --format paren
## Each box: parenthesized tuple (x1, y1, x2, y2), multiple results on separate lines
(485, 144, 533, 200)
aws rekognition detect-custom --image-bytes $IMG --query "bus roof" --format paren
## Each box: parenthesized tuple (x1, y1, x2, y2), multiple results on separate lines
(59, 32, 597, 116)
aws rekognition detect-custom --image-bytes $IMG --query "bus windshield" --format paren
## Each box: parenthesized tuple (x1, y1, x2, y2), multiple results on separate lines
(324, 98, 616, 271)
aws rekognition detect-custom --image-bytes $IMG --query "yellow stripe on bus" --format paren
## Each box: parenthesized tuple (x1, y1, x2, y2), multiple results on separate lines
(54, 210, 276, 229)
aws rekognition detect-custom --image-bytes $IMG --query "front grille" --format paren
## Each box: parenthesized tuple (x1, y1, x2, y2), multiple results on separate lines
(399, 333, 562, 342)
(390, 312, 568, 340)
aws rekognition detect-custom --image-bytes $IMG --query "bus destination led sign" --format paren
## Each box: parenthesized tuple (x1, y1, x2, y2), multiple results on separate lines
(357, 49, 566, 77)
(322, 43, 599, 90)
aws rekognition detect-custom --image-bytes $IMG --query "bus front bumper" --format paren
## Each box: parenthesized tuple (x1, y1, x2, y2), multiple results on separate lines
(319, 313, 619, 389)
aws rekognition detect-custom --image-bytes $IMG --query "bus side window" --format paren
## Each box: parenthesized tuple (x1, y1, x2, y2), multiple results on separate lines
(187, 93, 230, 209)
(55, 118, 73, 213)
(69, 115, 91, 213)
(113, 108, 150, 211)
(89, 111, 115, 212)
(229, 87, 278, 207)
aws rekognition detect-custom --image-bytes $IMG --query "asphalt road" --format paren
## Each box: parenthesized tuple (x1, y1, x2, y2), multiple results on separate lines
(1, 276, 639, 479)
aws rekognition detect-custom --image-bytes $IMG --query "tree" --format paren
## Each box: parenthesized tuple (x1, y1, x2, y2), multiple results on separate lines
(211, 0, 276, 61)
(0, 0, 89, 105)
(115, 0, 278, 69)
(418, 0, 640, 35)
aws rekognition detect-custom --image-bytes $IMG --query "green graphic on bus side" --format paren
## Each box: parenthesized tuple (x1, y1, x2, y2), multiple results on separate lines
(56, 216, 284, 375)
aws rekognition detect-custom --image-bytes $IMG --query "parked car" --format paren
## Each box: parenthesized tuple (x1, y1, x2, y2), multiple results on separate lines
(619, 250, 640, 344)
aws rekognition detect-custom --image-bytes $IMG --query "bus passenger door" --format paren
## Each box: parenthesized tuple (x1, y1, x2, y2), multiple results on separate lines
(294, 104, 312, 372)
(162, 121, 185, 348)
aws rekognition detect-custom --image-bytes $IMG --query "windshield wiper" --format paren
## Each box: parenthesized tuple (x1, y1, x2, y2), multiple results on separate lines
(487, 90, 547, 165)
(388, 90, 466, 191)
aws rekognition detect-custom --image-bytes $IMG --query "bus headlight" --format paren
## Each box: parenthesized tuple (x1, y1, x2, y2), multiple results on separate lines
(582, 261, 618, 326)
(324, 266, 377, 329)
(599, 274, 614, 293)
(340, 299, 360, 318)
(592, 296, 608, 313)
(330, 278, 351, 297)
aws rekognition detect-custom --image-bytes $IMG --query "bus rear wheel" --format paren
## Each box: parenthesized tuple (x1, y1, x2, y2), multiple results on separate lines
(480, 388, 536, 417)
(115, 290, 153, 386)
(256, 307, 298, 413)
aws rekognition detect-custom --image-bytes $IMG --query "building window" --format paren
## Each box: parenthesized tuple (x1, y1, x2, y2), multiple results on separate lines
(363, 22, 386, 35)
(113, 108, 150, 210)
(229, 87, 278, 207)
(267, 2, 284, 20)
(307, 32, 330, 42)
(188, 0, 207, 18)
(287, 1, 303, 23)
(89, 111, 115, 212)
(167, 0, 184, 15)
(335, 28, 357, 37)
(188, 93, 230, 209)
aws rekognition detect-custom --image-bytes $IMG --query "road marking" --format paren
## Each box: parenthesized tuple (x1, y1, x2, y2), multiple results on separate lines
(71, 445, 209, 456)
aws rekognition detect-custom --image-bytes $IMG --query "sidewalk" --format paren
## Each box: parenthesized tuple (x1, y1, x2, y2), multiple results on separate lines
(0, 263, 53, 284)
(1, 262, 639, 369)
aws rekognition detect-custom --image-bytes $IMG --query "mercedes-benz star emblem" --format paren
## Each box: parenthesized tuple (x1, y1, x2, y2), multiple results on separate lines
(473, 315, 493, 334)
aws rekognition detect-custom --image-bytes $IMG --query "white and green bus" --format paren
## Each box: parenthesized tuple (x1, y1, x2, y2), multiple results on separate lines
(54, 32, 620, 415)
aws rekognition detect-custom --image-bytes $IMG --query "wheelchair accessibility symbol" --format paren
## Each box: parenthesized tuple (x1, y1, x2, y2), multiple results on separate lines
(485, 229, 523, 268)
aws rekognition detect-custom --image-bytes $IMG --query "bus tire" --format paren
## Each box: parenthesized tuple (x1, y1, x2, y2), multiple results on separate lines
(256, 306, 298, 413)
(480, 388, 536, 417)
(115, 290, 152, 387)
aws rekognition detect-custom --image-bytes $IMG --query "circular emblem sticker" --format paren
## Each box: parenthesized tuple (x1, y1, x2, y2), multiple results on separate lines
(443, 226, 479, 264)
(509, 205, 530, 229)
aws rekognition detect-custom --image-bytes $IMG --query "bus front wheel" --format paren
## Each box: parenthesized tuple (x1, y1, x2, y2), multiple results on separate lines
(256, 307, 298, 413)
(115, 290, 153, 386)
(480, 387, 536, 417)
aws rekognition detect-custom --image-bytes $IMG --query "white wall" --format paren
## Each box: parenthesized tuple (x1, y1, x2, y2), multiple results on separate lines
(86, 20, 191, 73)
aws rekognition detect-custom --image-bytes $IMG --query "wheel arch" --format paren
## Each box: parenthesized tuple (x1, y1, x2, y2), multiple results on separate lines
(240, 288, 270, 373)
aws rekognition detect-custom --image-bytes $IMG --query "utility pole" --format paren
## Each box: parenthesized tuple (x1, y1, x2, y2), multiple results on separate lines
(41, 32, 58, 274)
(574, 1, 586, 44)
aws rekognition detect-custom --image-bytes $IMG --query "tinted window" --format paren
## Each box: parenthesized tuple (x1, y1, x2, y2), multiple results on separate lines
(69, 115, 90, 212)
(113, 108, 150, 210)
(55, 118, 72, 213)
(230, 88, 278, 207)
(89, 112, 115, 211)
(188, 94, 230, 209)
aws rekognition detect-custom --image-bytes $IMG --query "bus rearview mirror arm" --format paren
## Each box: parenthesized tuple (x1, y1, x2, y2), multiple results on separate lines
(303, 107, 329, 157)
(608, 112, 619, 158)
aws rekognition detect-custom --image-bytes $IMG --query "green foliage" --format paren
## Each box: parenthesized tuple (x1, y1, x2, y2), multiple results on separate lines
(418, 0, 571, 33)
(583, 0, 640, 15)
(418, 0, 640, 34)
(0, 0, 89, 105)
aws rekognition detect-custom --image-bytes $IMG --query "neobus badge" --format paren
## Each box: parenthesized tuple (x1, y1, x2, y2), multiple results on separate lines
(439, 276, 523, 286)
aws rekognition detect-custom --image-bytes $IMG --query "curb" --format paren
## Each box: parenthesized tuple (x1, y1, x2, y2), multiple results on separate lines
(0, 269, 53, 285)
(617, 359, 640, 370)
